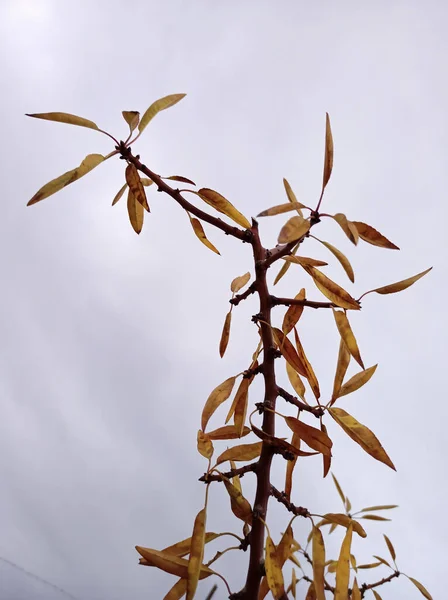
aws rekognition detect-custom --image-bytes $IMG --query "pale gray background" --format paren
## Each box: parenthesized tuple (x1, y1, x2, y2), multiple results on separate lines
(0, 1, 445, 598)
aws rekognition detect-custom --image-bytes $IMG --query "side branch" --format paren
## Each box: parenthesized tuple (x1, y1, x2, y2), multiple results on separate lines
(271, 296, 335, 309)
(199, 463, 257, 483)
(277, 387, 324, 417)
(270, 485, 310, 517)
(118, 145, 249, 242)
(230, 282, 257, 306)
(360, 572, 400, 597)
(265, 241, 300, 267)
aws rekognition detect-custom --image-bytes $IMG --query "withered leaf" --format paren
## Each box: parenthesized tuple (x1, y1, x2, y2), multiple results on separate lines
(365, 267, 432, 296)
(122, 110, 140, 132)
(216, 442, 262, 465)
(293, 328, 320, 400)
(322, 113, 334, 192)
(337, 364, 378, 399)
(139, 94, 186, 133)
(186, 508, 207, 600)
(282, 289, 305, 335)
(112, 183, 128, 206)
(284, 416, 332, 456)
(135, 546, 215, 580)
(352, 221, 399, 250)
(197, 430, 214, 460)
(333, 310, 364, 368)
(127, 188, 144, 234)
(272, 328, 307, 377)
(265, 536, 285, 599)
(257, 201, 306, 217)
(331, 340, 351, 403)
(201, 376, 237, 431)
(188, 215, 220, 255)
(26, 111, 100, 130)
(231, 272, 251, 293)
(198, 188, 251, 229)
(407, 577, 433, 600)
(219, 311, 232, 358)
(315, 238, 355, 282)
(206, 425, 251, 440)
(304, 266, 360, 310)
(125, 163, 150, 211)
(332, 213, 359, 245)
(222, 477, 252, 524)
(334, 524, 352, 600)
(312, 526, 326, 600)
(166, 175, 196, 185)
(278, 216, 311, 244)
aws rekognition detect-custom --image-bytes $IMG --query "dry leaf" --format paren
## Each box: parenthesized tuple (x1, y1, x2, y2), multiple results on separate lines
(223, 477, 252, 524)
(231, 272, 251, 293)
(278, 216, 311, 244)
(332, 213, 359, 245)
(216, 442, 262, 465)
(197, 431, 214, 459)
(166, 175, 196, 185)
(162, 532, 219, 558)
(257, 201, 305, 217)
(351, 577, 361, 600)
(125, 163, 150, 211)
(333, 310, 364, 368)
(127, 188, 144, 234)
(163, 578, 187, 600)
(188, 215, 220, 255)
(352, 221, 399, 250)
(286, 362, 306, 400)
(112, 183, 128, 206)
(284, 416, 332, 456)
(293, 328, 320, 400)
(26, 111, 99, 130)
(135, 546, 215, 580)
(283, 256, 328, 267)
(331, 340, 351, 403)
(365, 267, 432, 296)
(334, 524, 352, 600)
(272, 328, 307, 377)
(265, 536, 285, 599)
(322, 514, 366, 538)
(312, 527, 326, 600)
(337, 365, 378, 399)
(282, 289, 305, 334)
(186, 508, 207, 600)
(206, 425, 251, 440)
(201, 376, 237, 431)
(383, 534, 396, 561)
(139, 94, 186, 133)
(219, 311, 232, 357)
(198, 188, 251, 229)
(316, 238, 355, 282)
(407, 577, 433, 600)
(122, 110, 140, 132)
(360, 504, 398, 512)
(304, 266, 360, 310)
(322, 113, 334, 191)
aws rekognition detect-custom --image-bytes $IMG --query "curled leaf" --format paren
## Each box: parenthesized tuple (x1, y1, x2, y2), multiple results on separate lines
(278, 216, 310, 244)
(135, 546, 215, 580)
(332, 213, 359, 245)
(293, 328, 320, 400)
(222, 477, 252, 524)
(122, 110, 140, 132)
(201, 376, 236, 431)
(265, 536, 285, 599)
(315, 238, 354, 282)
(322, 113, 334, 192)
(329, 407, 395, 470)
(198, 188, 251, 229)
(283, 255, 328, 267)
(166, 175, 196, 185)
(206, 425, 251, 440)
(331, 474, 346, 506)
(162, 532, 219, 558)
(322, 514, 366, 538)
(272, 328, 307, 377)
(139, 94, 186, 133)
(163, 578, 187, 600)
(352, 221, 399, 250)
(125, 163, 150, 211)
(197, 431, 214, 460)
(284, 416, 332, 456)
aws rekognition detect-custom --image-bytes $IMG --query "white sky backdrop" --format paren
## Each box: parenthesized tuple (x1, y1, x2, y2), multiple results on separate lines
(0, 0, 445, 598)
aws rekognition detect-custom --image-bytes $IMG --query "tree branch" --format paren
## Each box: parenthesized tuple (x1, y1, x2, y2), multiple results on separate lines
(271, 296, 335, 309)
(277, 387, 324, 417)
(230, 282, 257, 306)
(118, 145, 249, 242)
(270, 485, 310, 517)
(360, 572, 400, 597)
(199, 463, 257, 483)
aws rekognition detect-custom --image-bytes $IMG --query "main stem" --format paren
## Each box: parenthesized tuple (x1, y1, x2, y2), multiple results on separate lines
(240, 220, 278, 600)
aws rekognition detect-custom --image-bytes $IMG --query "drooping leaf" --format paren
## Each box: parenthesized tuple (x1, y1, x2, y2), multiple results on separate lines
(337, 365, 378, 399)
(351, 221, 399, 250)
(329, 407, 395, 470)
(316, 238, 355, 282)
(321, 423, 331, 477)
(231, 272, 251, 293)
(265, 536, 285, 599)
(360, 504, 398, 512)
(257, 201, 306, 217)
(278, 216, 311, 244)
(141, 178, 154, 186)
(206, 425, 251, 440)
(197, 188, 251, 229)
(282, 289, 305, 334)
(350, 552, 357, 572)
(225, 375, 252, 425)
(139, 94, 186, 133)
(332, 213, 359, 245)
(364, 268, 432, 296)
(219, 311, 232, 357)
(188, 215, 220, 254)
(163, 578, 187, 600)
(283, 256, 328, 267)
(166, 175, 196, 185)
(373, 555, 391, 568)
(333, 310, 364, 368)
(304, 266, 360, 310)
(232, 375, 252, 437)
(122, 110, 140, 132)
(286, 362, 306, 400)
(28, 154, 105, 205)
(186, 508, 207, 600)
(216, 442, 262, 465)
(372, 592, 383, 600)
(222, 477, 252, 524)
(285, 432, 300, 500)
(291, 568, 298, 599)
(162, 533, 220, 558)
(251, 423, 317, 458)
(312, 527, 326, 600)
(112, 183, 128, 206)
(345, 497, 352, 513)
(284, 416, 332, 456)
(201, 376, 237, 431)
(135, 546, 215, 579)
(351, 577, 361, 600)
(125, 163, 150, 211)
(360, 515, 391, 521)
(197, 431, 214, 460)
(334, 524, 352, 600)
(331, 340, 351, 403)
(273, 242, 300, 285)
(305, 582, 317, 600)
(293, 328, 320, 400)
(272, 328, 307, 377)
(322, 113, 334, 192)
(383, 534, 396, 561)
(407, 577, 433, 600)
(357, 562, 382, 569)
(331, 474, 346, 506)
(322, 514, 366, 538)
(26, 111, 100, 130)
(127, 188, 144, 234)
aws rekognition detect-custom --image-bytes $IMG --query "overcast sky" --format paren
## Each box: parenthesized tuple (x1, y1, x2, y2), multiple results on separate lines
(0, 1, 445, 599)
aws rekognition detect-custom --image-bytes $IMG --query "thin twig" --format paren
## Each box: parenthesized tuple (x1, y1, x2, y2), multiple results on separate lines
(270, 486, 310, 517)
(199, 463, 257, 483)
(277, 387, 324, 417)
(271, 296, 335, 309)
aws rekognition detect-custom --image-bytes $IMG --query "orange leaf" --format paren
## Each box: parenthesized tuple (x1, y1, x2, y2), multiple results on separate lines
(125, 164, 150, 211)
(352, 221, 399, 250)
(201, 376, 237, 431)
(207, 425, 251, 440)
(333, 310, 364, 368)
(278, 216, 310, 244)
(332, 213, 359, 245)
(284, 416, 332, 456)
(331, 340, 351, 403)
(216, 442, 262, 465)
(219, 311, 232, 357)
(321, 423, 331, 477)
(329, 407, 395, 470)
(282, 289, 305, 334)
(285, 432, 300, 500)
(272, 328, 307, 377)
(283, 255, 328, 267)
(265, 536, 285, 599)
(304, 266, 360, 310)
(163, 578, 187, 600)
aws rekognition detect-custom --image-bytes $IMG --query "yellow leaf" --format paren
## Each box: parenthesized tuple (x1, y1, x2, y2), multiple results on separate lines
(135, 546, 215, 580)
(372, 592, 383, 600)
(139, 93, 186, 133)
(188, 215, 220, 255)
(322, 514, 366, 538)
(219, 311, 232, 357)
(283, 178, 304, 216)
(278, 216, 311, 244)
(366, 267, 432, 296)
(251, 423, 317, 458)
(286, 362, 306, 400)
(331, 474, 346, 506)
(284, 416, 332, 456)
(291, 568, 298, 599)
(333, 310, 364, 369)
(225, 375, 251, 425)
(112, 183, 128, 206)
(125, 163, 150, 211)
(293, 328, 320, 400)
(197, 431, 214, 459)
(285, 432, 300, 500)
(408, 577, 433, 600)
(305, 582, 317, 600)
(350, 553, 357, 572)
(201, 376, 236, 431)
(373, 555, 391, 568)
(357, 562, 382, 569)
(265, 536, 285, 599)
(315, 238, 355, 282)
(163, 578, 187, 600)
(122, 110, 140, 132)
(260, 526, 294, 599)
(321, 423, 331, 477)
(283, 255, 328, 267)
(312, 527, 326, 600)
(331, 340, 351, 403)
(232, 376, 252, 436)
(127, 188, 144, 234)
(272, 328, 307, 377)
(186, 508, 207, 600)
(322, 113, 334, 191)
(231, 272, 251, 293)
(351, 577, 361, 600)
(337, 365, 378, 399)
(26, 111, 99, 130)
(334, 524, 352, 600)
(273, 242, 300, 285)
(222, 477, 252, 524)
(162, 533, 219, 558)
(383, 534, 396, 561)
(329, 407, 395, 470)
(216, 442, 262, 465)
(326, 561, 338, 573)
(166, 175, 196, 185)
(198, 188, 251, 229)
(206, 425, 251, 440)
(304, 266, 360, 310)
(141, 178, 154, 186)
(352, 221, 399, 250)
(332, 213, 359, 245)
(282, 289, 305, 334)
(230, 459, 242, 492)
(257, 201, 305, 217)
(360, 504, 398, 512)
(28, 154, 105, 205)
(360, 515, 390, 521)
